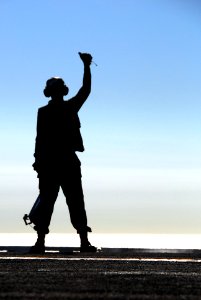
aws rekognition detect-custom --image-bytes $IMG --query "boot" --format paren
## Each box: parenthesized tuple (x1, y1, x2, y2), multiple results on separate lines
(29, 233, 45, 254)
(79, 231, 97, 253)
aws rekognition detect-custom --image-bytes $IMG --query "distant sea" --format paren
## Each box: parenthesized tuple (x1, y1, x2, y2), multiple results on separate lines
(0, 233, 201, 249)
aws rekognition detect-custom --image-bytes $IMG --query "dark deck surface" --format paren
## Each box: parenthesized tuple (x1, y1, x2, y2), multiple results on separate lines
(1, 247, 201, 299)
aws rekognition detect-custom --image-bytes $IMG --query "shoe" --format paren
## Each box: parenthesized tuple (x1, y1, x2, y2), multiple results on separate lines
(80, 243, 97, 253)
(29, 243, 45, 254)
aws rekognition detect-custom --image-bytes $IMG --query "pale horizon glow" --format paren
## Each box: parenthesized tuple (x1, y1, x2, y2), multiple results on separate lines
(1, 233, 201, 250)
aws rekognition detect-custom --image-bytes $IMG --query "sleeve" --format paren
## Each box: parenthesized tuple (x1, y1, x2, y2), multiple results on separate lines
(32, 109, 42, 172)
(68, 64, 91, 112)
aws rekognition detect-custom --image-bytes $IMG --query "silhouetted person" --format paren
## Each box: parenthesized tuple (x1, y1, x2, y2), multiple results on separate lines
(27, 52, 96, 254)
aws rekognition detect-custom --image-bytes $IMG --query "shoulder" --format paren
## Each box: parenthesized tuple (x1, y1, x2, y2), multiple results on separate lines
(65, 97, 80, 112)
(37, 105, 50, 118)
(38, 104, 48, 111)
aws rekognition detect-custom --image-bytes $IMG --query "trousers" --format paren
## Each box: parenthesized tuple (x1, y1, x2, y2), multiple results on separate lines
(33, 155, 90, 234)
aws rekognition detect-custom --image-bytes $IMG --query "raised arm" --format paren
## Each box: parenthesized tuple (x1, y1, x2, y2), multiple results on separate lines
(68, 52, 92, 112)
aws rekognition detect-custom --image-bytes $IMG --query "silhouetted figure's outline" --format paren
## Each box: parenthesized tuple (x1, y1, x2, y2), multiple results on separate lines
(24, 53, 96, 254)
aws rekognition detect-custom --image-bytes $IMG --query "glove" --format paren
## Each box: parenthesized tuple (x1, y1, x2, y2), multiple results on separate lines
(78, 52, 92, 65)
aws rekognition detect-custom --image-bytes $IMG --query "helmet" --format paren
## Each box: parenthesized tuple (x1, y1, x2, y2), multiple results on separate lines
(43, 77, 69, 97)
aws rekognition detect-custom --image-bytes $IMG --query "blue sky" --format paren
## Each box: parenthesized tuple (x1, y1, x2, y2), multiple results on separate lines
(1, 0, 201, 234)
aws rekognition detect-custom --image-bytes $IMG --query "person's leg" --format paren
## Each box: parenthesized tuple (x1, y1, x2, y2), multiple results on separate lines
(30, 173, 60, 253)
(61, 161, 96, 252)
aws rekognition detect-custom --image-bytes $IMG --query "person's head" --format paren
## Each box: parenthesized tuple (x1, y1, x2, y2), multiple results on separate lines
(43, 77, 69, 98)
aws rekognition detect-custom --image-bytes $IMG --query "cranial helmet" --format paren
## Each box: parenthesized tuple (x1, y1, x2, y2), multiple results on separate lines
(43, 77, 69, 97)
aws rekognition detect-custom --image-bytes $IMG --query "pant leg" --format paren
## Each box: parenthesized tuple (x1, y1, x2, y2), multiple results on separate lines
(61, 160, 91, 233)
(35, 172, 60, 234)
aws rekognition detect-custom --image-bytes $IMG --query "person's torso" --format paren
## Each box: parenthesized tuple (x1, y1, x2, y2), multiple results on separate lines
(37, 101, 84, 160)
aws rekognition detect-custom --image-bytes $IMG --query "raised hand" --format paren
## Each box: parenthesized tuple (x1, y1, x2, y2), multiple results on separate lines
(78, 52, 93, 65)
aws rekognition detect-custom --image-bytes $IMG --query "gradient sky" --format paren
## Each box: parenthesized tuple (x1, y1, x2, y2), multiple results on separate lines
(1, 0, 201, 234)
